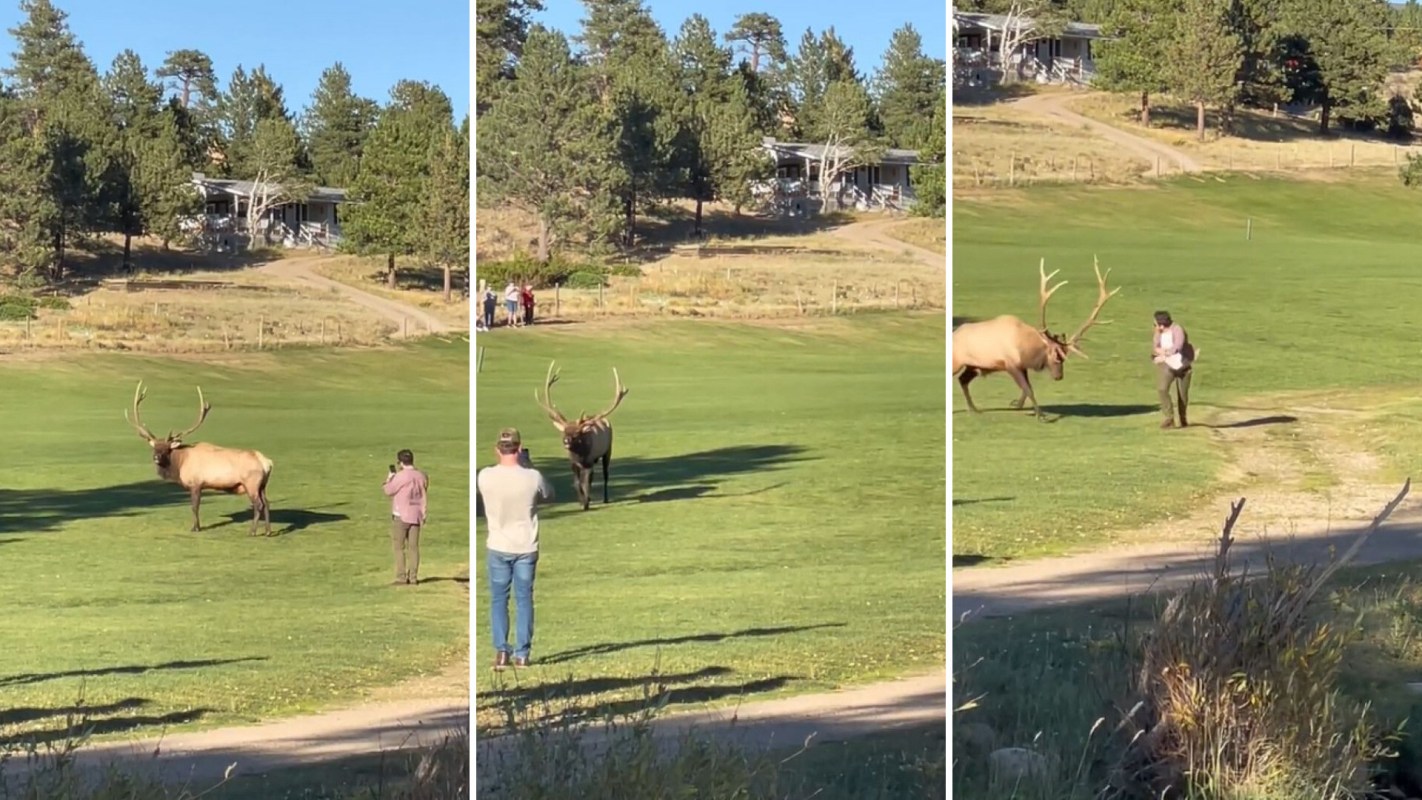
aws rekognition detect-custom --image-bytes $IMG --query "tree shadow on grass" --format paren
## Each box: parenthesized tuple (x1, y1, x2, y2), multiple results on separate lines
(211, 507, 351, 535)
(952, 554, 1011, 568)
(952, 497, 1013, 508)
(2, 707, 213, 746)
(0, 698, 150, 727)
(490, 667, 798, 727)
(0, 481, 188, 535)
(538, 623, 846, 666)
(0, 657, 268, 688)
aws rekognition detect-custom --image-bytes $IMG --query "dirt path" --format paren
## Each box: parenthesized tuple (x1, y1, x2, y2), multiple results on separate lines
(954, 396, 1422, 618)
(829, 220, 945, 268)
(261, 257, 451, 336)
(1011, 91, 1206, 177)
(475, 670, 946, 771)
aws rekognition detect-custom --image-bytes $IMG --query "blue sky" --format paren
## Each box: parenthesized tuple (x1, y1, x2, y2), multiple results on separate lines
(0, 0, 470, 120)
(533, 1, 947, 75)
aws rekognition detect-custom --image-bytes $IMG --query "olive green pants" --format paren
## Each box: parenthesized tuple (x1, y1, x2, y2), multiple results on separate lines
(1156, 362, 1192, 424)
(391, 518, 421, 584)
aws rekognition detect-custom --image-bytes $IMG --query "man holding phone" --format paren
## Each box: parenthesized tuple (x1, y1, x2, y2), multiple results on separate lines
(383, 448, 429, 586)
(476, 428, 553, 670)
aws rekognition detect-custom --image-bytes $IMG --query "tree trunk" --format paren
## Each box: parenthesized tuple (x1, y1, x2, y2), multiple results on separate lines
(624, 193, 636, 247)
(53, 225, 65, 282)
(161, 237, 171, 252)
(443, 265, 452, 304)
(123, 232, 132, 273)
(536, 216, 550, 263)
(1196, 101, 1206, 142)
(180, 79, 192, 108)
(694, 198, 703, 236)
(1319, 99, 1332, 136)
(1140, 91, 1151, 126)
(386, 253, 397, 288)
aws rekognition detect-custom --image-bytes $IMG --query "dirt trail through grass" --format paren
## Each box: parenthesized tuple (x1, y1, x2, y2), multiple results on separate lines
(831, 219, 944, 267)
(261, 256, 451, 335)
(954, 396, 1422, 618)
(1011, 91, 1206, 176)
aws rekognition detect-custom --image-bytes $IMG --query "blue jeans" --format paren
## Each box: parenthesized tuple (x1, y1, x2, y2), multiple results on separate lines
(488, 549, 538, 659)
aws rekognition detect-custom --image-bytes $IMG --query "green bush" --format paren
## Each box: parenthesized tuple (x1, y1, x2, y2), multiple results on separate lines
(0, 295, 37, 321)
(37, 295, 70, 311)
(563, 271, 607, 289)
(476, 253, 640, 290)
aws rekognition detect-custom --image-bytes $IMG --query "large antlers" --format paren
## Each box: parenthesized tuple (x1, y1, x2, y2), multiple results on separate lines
(124, 381, 211, 443)
(534, 361, 569, 426)
(534, 361, 629, 429)
(1037, 258, 1068, 332)
(1065, 255, 1121, 355)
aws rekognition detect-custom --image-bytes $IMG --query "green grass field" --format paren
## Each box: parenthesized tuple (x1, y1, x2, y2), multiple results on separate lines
(953, 172, 1422, 560)
(473, 315, 946, 731)
(0, 340, 469, 743)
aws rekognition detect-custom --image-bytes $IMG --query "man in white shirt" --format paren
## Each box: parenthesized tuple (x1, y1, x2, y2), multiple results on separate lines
(1152, 310, 1195, 429)
(476, 427, 554, 670)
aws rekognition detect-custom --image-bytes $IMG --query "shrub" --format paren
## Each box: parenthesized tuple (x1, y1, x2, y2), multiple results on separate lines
(476, 253, 641, 291)
(37, 296, 70, 311)
(0, 295, 37, 321)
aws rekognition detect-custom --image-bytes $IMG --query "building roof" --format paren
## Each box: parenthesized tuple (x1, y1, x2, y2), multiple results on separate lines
(761, 138, 920, 166)
(191, 173, 349, 204)
(953, 10, 1107, 40)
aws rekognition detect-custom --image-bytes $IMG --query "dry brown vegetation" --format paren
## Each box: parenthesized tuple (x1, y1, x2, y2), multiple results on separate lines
(477, 201, 943, 324)
(0, 239, 463, 355)
(953, 98, 1150, 186)
(1065, 90, 1422, 172)
(310, 255, 470, 328)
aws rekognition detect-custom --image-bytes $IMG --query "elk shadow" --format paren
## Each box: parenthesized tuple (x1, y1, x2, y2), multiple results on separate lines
(538, 622, 846, 666)
(0, 480, 189, 535)
(0, 656, 268, 688)
(953, 554, 1009, 567)
(1200, 414, 1298, 430)
(953, 497, 1013, 508)
(0, 697, 150, 727)
(211, 507, 351, 535)
(952, 316, 978, 328)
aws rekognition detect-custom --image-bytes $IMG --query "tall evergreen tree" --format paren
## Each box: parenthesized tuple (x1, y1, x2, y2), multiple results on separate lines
(1281, 0, 1392, 134)
(1094, 0, 1178, 126)
(874, 24, 943, 149)
(421, 119, 469, 302)
(343, 81, 454, 286)
(1167, 0, 1244, 141)
(724, 12, 787, 73)
(475, 0, 544, 115)
(217, 64, 292, 177)
(301, 63, 377, 188)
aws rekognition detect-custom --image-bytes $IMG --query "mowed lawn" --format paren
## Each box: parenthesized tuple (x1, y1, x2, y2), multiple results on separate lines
(953, 174, 1422, 560)
(0, 340, 469, 743)
(473, 315, 946, 731)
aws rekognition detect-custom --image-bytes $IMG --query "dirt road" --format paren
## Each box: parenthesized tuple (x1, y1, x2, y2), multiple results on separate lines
(1011, 91, 1205, 177)
(261, 257, 451, 336)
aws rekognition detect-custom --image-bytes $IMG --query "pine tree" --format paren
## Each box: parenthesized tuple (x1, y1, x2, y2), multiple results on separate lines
(476, 0, 544, 115)
(103, 49, 164, 270)
(217, 64, 292, 177)
(724, 13, 787, 73)
(0, 88, 56, 282)
(421, 120, 469, 302)
(1167, 0, 1244, 141)
(343, 81, 454, 286)
(301, 63, 377, 188)
(1282, 0, 1391, 135)
(874, 24, 943, 149)
(910, 85, 945, 218)
(478, 26, 617, 262)
(1094, 0, 1177, 126)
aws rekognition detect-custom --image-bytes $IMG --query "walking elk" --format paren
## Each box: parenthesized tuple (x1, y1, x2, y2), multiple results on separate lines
(125, 381, 275, 535)
(534, 361, 629, 511)
(952, 257, 1120, 421)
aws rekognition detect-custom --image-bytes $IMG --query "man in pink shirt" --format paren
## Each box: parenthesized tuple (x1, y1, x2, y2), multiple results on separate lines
(383, 448, 429, 586)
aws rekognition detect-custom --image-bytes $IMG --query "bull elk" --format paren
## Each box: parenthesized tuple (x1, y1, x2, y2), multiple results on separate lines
(125, 381, 275, 535)
(534, 361, 629, 511)
(952, 257, 1120, 421)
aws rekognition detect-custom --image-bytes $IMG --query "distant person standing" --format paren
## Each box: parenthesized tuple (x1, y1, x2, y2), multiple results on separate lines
(479, 281, 496, 331)
(504, 281, 521, 327)
(382, 449, 429, 585)
(520, 283, 535, 326)
(1152, 310, 1196, 429)
(476, 428, 553, 670)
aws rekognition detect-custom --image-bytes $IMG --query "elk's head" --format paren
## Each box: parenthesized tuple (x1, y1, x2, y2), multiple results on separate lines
(534, 361, 629, 460)
(124, 381, 211, 470)
(1036, 256, 1120, 380)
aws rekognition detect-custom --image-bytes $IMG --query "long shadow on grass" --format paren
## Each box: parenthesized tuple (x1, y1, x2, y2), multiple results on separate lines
(489, 668, 799, 726)
(1199, 414, 1298, 430)
(0, 481, 188, 535)
(0, 698, 149, 727)
(211, 507, 351, 535)
(0, 657, 268, 688)
(1038, 403, 1157, 419)
(538, 623, 846, 666)
(2, 708, 213, 746)
(537, 445, 812, 517)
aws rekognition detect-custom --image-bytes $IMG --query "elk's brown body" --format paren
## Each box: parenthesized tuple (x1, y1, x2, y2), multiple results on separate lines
(535, 362, 629, 511)
(952, 258, 1120, 421)
(125, 382, 274, 535)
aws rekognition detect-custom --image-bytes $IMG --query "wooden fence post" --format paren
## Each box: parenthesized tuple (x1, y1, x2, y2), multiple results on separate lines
(1009, 152, 1016, 187)
(257, 315, 264, 349)
(831, 280, 838, 315)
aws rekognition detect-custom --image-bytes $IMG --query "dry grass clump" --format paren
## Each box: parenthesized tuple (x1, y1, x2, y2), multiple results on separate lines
(1108, 485, 1411, 800)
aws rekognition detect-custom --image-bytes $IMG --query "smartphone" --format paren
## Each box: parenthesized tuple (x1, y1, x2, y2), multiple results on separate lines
(388, 464, 396, 473)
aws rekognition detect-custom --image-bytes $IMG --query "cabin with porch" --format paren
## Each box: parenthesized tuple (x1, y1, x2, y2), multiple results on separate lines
(188, 173, 349, 250)
(953, 10, 1106, 86)
(757, 138, 920, 214)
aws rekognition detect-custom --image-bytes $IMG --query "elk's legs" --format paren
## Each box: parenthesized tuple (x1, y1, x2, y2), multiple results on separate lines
(957, 368, 982, 413)
(1006, 369, 1046, 420)
(261, 488, 272, 535)
(601, 452, 611, 505)
(189, 486, 203, 531)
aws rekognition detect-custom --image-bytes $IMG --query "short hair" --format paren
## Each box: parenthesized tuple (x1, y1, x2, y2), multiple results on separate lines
(397, 449, 415, 465)
(1153, 311, 1173, 327)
